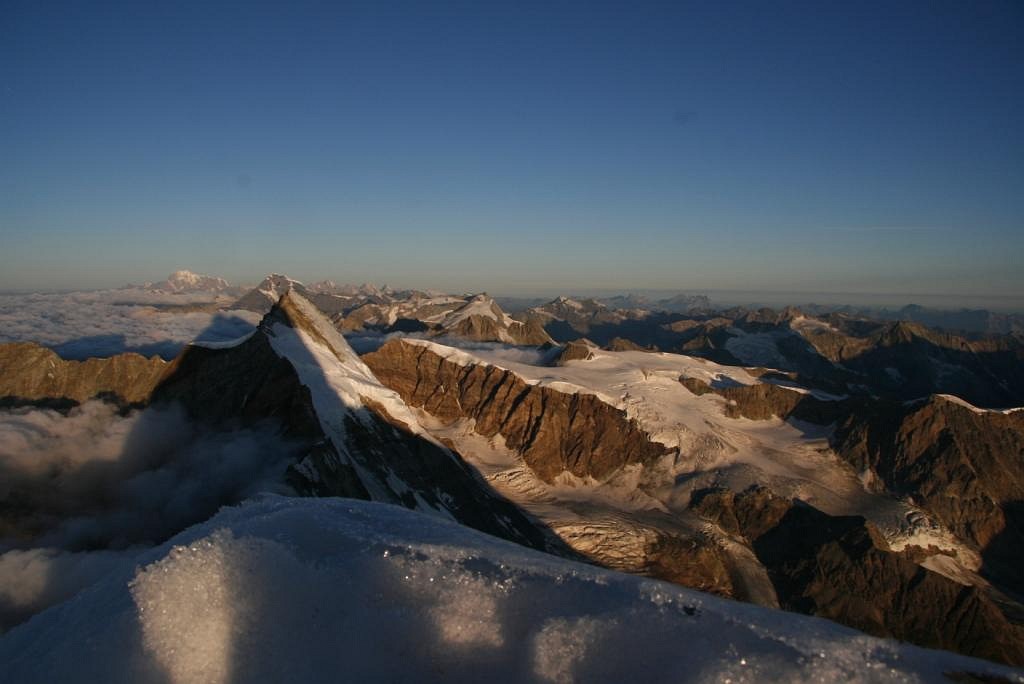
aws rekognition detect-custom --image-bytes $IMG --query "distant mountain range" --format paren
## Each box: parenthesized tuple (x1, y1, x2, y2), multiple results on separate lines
(142, 269, 232, 293)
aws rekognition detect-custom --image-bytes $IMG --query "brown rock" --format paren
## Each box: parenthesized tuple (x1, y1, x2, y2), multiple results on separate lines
(553, 339, 596, 365)
(363, 339, 670, 482)
(690, 486, 1024, 666)
(0, 342, 167, 407)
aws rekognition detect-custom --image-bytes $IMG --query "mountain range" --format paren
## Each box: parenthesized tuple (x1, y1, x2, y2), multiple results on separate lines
(2, 273, 1023, 677)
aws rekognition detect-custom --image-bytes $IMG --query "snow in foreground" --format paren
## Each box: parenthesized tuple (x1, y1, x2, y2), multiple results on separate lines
(2, 497, 1019, 684)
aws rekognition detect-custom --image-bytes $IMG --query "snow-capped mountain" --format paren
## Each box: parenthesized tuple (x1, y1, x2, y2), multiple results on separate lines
(434, 294, 553, 345)
(335, 291, 553, 345)
(157, 289, 553, 549)
(231, 273, 309, 313)
(147, 269, 231, 292)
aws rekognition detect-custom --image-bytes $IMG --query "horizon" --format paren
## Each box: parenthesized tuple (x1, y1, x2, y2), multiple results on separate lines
(3, 267, 1024, 314)
(3, 2, 1023, 299)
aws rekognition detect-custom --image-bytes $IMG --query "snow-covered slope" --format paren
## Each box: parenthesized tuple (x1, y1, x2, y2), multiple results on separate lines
(3, 496, 1017, 684)
(263, 290, 451, 504)
(392, 339, 976, 570)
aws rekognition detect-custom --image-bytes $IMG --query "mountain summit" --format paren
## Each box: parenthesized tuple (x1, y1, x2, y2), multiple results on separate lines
(147, 270, 230, 292)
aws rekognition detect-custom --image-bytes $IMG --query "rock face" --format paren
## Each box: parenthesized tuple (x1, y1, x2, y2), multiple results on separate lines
(690, 487, 1024, 666)
(679, 375, 1024, 598)
(362, 339, 670, 482)
(831, 396, 1024, 593)
(678, 374, 843, 424)
(231, 273, 310, 313)
(435, 294, 553, 345)
(552, 339, 596, 365)
(0, 342, 167, 407)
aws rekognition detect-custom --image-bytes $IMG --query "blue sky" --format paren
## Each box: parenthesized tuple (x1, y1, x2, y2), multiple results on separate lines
(2, 1, 1022, 299)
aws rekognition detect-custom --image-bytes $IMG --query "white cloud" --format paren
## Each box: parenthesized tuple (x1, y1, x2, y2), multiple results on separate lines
(0, 401, 299, 551)
(0, 547, 136, 633)
(0, 289, 261, 359)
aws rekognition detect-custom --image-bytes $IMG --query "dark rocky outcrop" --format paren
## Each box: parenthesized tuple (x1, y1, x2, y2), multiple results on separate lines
(680, 375, 1024, 599)
(679, 375, 844, 424)
(690, 487, 1024, 666)
(604, 337, 656, 352)
(363, 339, 670, 481)
(831, 396, 1024, 593)
(552, 339, 596, 365)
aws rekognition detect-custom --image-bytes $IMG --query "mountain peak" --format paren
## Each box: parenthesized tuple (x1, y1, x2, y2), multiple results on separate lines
(149, 269, 230, 292)
(231, 274, 309, 313)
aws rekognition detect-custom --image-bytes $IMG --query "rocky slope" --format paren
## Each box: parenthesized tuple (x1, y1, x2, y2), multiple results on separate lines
(690, 486, 1024, 666)
(832, 395, 1024, 594)
(0, 342, 167, 408)
(678, 374, 1024, 597)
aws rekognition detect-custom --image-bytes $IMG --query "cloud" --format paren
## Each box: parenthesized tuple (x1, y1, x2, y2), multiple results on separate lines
(0, 547, 136, 633)
(0, 401, 300, 551)
(0, 400, 303, 631)
(0, 289, 261, 360)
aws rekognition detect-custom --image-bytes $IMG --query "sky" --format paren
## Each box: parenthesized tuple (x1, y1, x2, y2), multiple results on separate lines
(2, 1, 1022, 299)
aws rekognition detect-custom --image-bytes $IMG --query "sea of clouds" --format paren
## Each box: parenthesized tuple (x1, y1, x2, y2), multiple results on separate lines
(0, 289, 261, 359)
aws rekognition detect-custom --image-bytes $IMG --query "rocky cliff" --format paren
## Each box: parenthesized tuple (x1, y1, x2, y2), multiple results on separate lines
(362, 339, 669, 482)
(0, 342, 167, 408)
(690, 486, 1024, 666)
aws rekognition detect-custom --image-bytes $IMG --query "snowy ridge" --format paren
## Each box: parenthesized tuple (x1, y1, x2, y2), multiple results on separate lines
(148, 270, 231, 292)
(268, 291, 445, 433)
(2, 496, 1018, 684)
(398, 339, 976, 568)
(933, 393, 1024, 415)
(256, 273, 304, 301)
(190, 329, 257, 350)
(441, 294, 517, 330)
(263, 291, 448, 505)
